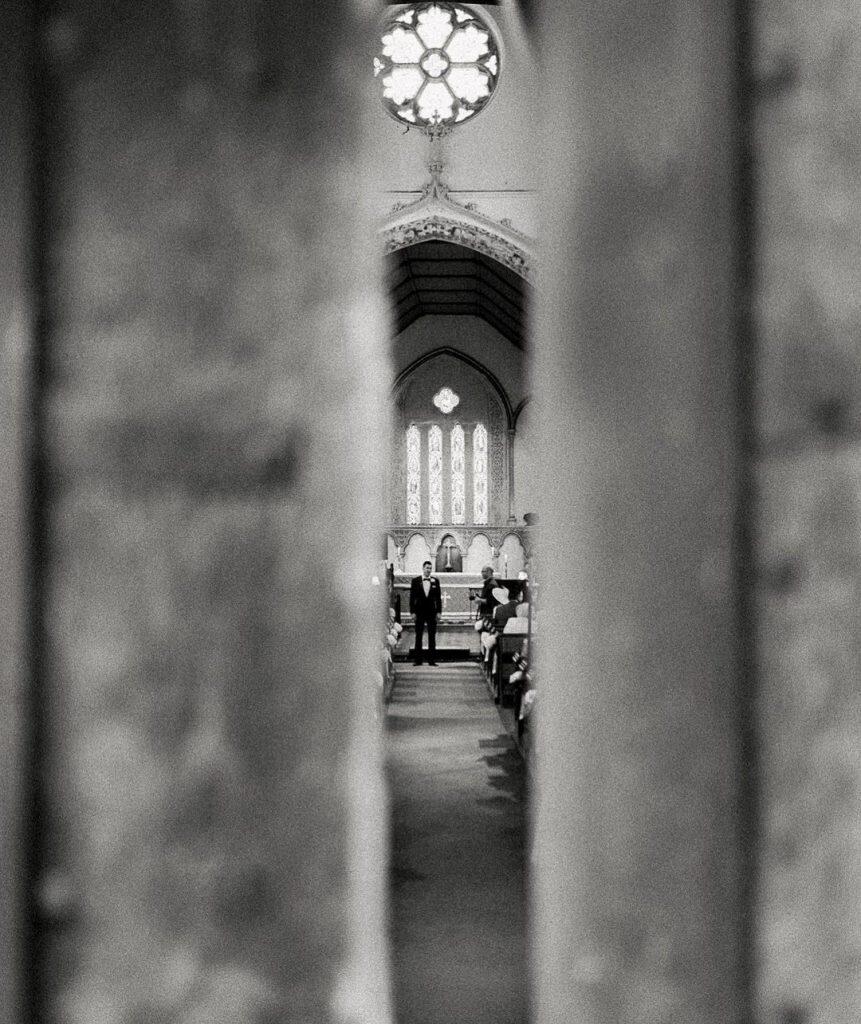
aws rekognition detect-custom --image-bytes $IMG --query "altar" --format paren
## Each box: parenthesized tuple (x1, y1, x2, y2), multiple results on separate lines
(392, 571, 483, 658)
(393, 572, 482, 620)
(391, 571, 529, 660)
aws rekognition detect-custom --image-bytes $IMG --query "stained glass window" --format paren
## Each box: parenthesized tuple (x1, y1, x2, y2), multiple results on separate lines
(451, 424, 465, 524)
(375, 3, 501, 130)
(433, 386, 460, 414)
(473, 423, 488, 524)
(407, 425, 421, 525)
(428, 425, 444, 524)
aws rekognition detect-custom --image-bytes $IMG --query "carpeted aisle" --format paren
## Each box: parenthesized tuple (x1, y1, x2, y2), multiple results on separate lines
(386, 662, 529, 1024)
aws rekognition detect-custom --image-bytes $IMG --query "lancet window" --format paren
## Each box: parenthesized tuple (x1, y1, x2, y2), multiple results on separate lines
(450, 424, 465, 524)
(407, 424, 422, 525)
(473, 423, 488, 524)
(428, 425, 444, 524)
(405, 421, 489, 524)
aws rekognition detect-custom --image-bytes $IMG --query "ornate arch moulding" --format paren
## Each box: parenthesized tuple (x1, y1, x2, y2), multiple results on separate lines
(393, 345, 514, 429)
(386, 526, 535, 562)
(380, 193, 537, 283)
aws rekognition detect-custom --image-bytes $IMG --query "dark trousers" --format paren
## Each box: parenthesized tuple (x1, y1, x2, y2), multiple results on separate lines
(413, 614, 437, 663)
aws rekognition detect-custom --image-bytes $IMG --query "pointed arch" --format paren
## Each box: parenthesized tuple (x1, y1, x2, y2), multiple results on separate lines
(392, 346, 515, 429)
(513, 395, 531, 429)
(380, 207, 535, 284)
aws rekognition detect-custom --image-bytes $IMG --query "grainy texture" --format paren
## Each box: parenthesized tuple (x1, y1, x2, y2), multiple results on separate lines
(757, 450, 861, 1024)
(37, 2, 391, 1022)
(532, 2, 744, 1022)
(0, 3, 30, 1022)
(754, 4, 861, 1022)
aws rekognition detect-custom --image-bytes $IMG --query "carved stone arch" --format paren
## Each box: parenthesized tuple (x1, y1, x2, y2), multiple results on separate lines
(513, 396, 531, 429)
(434, 531, 464, 572)
(380, 208, 536, 284)
(499, 532, 527, 577)
(431, 528, 464, 551)
(393, 347, 515, 430)
(389, 529, 431, 550)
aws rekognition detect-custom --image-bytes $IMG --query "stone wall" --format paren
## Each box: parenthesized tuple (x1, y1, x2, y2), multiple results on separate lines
(0, 4, 32, 1021)
(392, 351, 509, 524)
(22, 3, 392, 1023)
(755, 4, 861, 1021)
(532, 2, 745, 1022)
(391, 315, 526, 408)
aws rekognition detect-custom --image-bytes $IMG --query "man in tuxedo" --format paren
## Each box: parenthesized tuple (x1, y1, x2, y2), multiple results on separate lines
(410, 559, 442, 666)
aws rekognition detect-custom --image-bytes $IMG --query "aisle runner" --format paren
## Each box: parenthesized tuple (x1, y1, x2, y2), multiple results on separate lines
(386, 663, 528, 1024)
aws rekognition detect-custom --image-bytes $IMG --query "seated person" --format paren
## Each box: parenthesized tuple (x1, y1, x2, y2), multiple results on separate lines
(476, 565, 500, 616)
(492, 587, 519, 630)
(480, 619, 497, 663)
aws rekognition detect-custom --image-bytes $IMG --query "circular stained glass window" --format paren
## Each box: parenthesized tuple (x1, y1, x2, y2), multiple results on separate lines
(374, 3, 501, 131)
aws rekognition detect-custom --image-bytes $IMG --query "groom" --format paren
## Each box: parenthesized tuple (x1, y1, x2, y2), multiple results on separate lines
(410, 560, 442, 666)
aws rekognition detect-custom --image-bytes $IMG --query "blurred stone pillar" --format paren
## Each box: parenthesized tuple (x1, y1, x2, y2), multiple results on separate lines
(532, 3, 747, 1023)
(755, 6, 861, 1022)
(0, 4, 33, 1022)
(33, 3, 392, 1023)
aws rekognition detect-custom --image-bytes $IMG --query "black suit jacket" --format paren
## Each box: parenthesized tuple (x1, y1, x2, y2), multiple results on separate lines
(410, 575, 442, 618)
(477, 576, 500, 614)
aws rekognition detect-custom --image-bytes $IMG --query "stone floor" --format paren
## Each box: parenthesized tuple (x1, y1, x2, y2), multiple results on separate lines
(386, 662, 530, 1024)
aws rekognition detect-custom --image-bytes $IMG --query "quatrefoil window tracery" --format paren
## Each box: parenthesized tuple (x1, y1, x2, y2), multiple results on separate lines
(433, 386, 460, 414)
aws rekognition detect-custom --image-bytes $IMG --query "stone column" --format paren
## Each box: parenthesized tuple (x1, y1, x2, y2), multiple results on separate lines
(532, 3, 747, 1023)
(33, 4, 391, 1023)
(754, 7, 861, 1022)
(507, 426, 517, 523)
(0, 4, 33, 1021)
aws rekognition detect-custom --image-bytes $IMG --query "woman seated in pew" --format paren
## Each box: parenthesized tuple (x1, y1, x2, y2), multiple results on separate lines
(491, 586, 520, 630)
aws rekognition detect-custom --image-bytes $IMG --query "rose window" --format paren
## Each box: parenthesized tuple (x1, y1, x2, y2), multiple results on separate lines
(374, 3, 501, 130)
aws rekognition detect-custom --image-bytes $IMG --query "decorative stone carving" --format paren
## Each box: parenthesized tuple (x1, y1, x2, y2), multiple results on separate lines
(389, 525, 535, 566)
(383, 215, 533, 281)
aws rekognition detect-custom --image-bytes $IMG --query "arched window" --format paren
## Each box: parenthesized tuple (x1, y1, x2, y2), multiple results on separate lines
(403, 421, 491, 525)
(451, 424, 465, 524)
(407, 424, 421, 525)
(428, 425, 443, 524)
(473, 423, 488, 524)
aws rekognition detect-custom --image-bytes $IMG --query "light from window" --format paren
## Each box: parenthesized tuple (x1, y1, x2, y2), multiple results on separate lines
(407, 425, 421, 524)
(473, 423, 488, 524)
(375, 3, 501, 130)
(428, 425, 443, 524)
(451, 424, 465, 524)
(433, 386, 460, 414)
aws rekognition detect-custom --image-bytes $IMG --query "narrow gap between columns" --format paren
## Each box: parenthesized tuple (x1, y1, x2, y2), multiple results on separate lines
(731, 0, 761, 1021)
(23, 1, 54, 1020)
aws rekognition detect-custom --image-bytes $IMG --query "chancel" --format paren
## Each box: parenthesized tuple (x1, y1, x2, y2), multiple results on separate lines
(4, 2, 857, 1024)
(375, 5, 538, 1021)
(436, 535, 462, 572)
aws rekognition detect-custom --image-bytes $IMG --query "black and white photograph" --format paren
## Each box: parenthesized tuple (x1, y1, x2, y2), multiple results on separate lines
(1, 2, 857, 1023)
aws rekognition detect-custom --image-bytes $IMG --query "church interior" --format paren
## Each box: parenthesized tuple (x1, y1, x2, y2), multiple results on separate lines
(377, 0, 537, 652)
(373, 8, 537, 1018)
(3, 2, 861, 1024)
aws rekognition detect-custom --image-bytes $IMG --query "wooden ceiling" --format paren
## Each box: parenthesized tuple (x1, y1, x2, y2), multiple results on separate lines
(387, 240, 529, 348)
